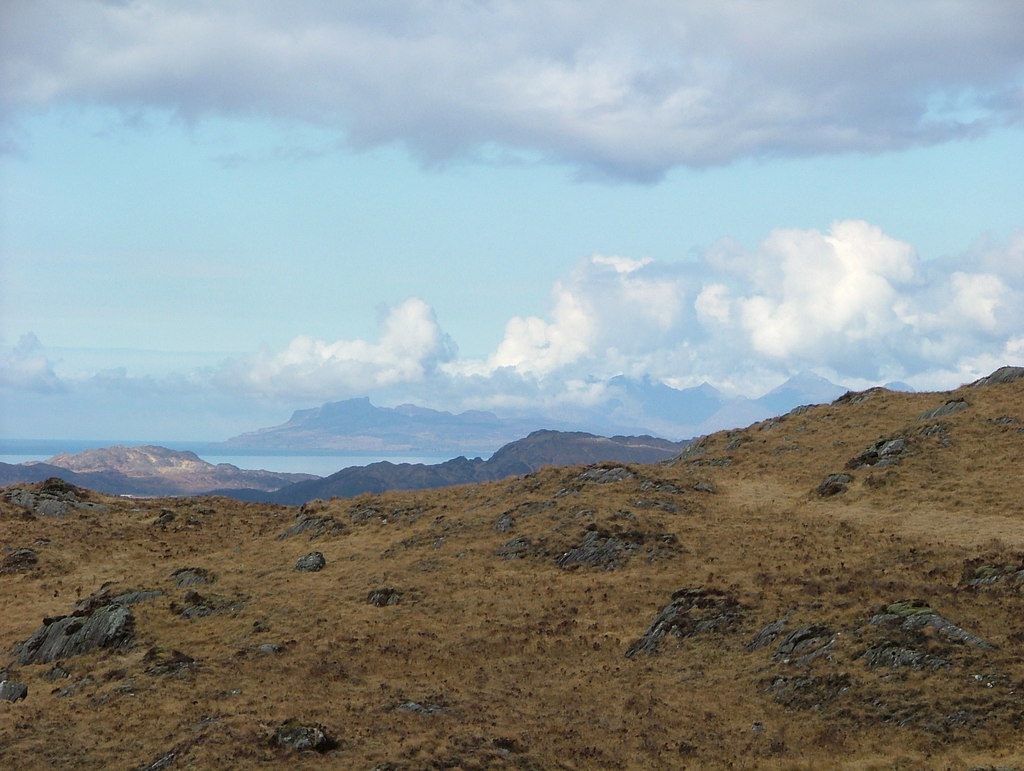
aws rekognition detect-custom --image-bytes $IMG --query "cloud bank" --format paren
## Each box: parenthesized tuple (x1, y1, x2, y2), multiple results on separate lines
(5, 221, 1023, 437)
(3, 1, 1022, 178)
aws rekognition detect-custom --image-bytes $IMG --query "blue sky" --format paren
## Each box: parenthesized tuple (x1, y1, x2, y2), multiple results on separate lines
(1, 1, 1022, 440)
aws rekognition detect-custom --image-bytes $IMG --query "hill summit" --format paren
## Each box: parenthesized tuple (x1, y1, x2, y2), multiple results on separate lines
(1, 366, 1023, 769)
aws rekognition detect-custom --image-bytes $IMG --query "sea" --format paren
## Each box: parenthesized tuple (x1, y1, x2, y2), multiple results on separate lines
(0, 439, 456, 478)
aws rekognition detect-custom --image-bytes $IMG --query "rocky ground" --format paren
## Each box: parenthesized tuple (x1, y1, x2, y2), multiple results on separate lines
(2, 368, 1023, 769)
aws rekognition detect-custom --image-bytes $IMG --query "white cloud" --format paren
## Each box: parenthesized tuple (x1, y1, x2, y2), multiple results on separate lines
(4, 224, 1022, 436)
(0, 333, 64, 393)
(2, 1, 1022, 178)
(476, 221, 1024, 391)
(220, 297, 456, 399)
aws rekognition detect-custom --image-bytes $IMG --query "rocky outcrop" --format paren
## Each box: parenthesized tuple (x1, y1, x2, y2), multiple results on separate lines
(625, 588, 744, 658)
(1, 479, 108, 518)
(16, 603, 135, 664)
(971, 366, 1024, 387)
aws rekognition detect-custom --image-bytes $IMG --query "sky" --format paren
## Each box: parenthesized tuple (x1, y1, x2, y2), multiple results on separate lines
(1, 0, 1023, 441)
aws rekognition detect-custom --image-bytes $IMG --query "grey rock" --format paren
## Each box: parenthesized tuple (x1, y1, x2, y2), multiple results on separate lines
(172, 590, 246, 619)
(773, 624, 836, 665)
(394, 700, 445, 714)
(693, 482, 716, 494)
(367, 588, 402, 607)
(144, 649, 197, 676)
(0, 547, 38, 573)
(846, 436, 907, 470)
(746, 616, 789, 651)
(576, 466, 633, 484)
(626, 587, 744, 658)
(0, 680, 28, 702)
(817, 473, 853, 497)
(496, 536, 537, 560)
(556, 530, 633, 570)
(17, 603, 134, 664)
(868, 601, 995, 649)
(971, 366, 1024, 387)
(861, 642, 949, 671)
(170, 567, 214, 587)
(295, 552, 326, 572)
(272, 719, 337, 752)
(494, 512, 515, 533)
(277, 514, 344, 539)
(918, 398, 969, 420)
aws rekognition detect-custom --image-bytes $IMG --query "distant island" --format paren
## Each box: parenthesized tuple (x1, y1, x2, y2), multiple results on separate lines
(0, 431, 688, 503)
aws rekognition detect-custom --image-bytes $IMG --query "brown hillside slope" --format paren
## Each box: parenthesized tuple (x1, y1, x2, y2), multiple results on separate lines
(1, 373, 1023, 769)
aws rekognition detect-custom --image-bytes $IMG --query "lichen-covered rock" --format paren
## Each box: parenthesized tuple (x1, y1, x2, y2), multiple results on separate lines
(869, 600, 995, 649)
(294, 552, 326, 572)
(16, 604, 134, 664)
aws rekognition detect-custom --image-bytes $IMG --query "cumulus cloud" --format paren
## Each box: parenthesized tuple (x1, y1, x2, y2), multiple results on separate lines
(219, 297, 456, 400)
(2, 1, 1022, 178)
(0, 333, 65, 393)
(4, 224, 1022, 433)
(208, 221, 1021, 407)
(471, 221, 1024, 394)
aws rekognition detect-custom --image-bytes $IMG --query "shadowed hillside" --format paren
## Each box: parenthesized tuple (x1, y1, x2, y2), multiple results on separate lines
(1, 367, 1023, 769)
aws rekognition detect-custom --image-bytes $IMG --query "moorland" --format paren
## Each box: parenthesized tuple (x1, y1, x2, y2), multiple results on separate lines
(2, 367, 1023, 769)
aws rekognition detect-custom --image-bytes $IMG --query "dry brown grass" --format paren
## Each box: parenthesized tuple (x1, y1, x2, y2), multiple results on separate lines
(2, 379, 1024, 769)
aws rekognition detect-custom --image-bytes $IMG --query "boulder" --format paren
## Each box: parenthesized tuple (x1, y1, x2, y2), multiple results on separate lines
(294, 552, 326, 572)
(272, 719, 338, 752)
(17, 603, 134, 664)
(846, 437, 907, 469)
(816, 473, 853, 497)
(0, 680, 28, 702)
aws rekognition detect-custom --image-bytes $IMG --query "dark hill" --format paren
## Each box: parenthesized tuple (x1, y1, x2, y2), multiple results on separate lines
(257, 430, 688, 504)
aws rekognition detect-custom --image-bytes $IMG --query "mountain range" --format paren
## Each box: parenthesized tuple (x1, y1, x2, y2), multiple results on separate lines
(217, 372, 858, 453)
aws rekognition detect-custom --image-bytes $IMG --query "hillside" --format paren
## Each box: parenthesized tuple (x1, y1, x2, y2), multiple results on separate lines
(1, 367, 1023, 769)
